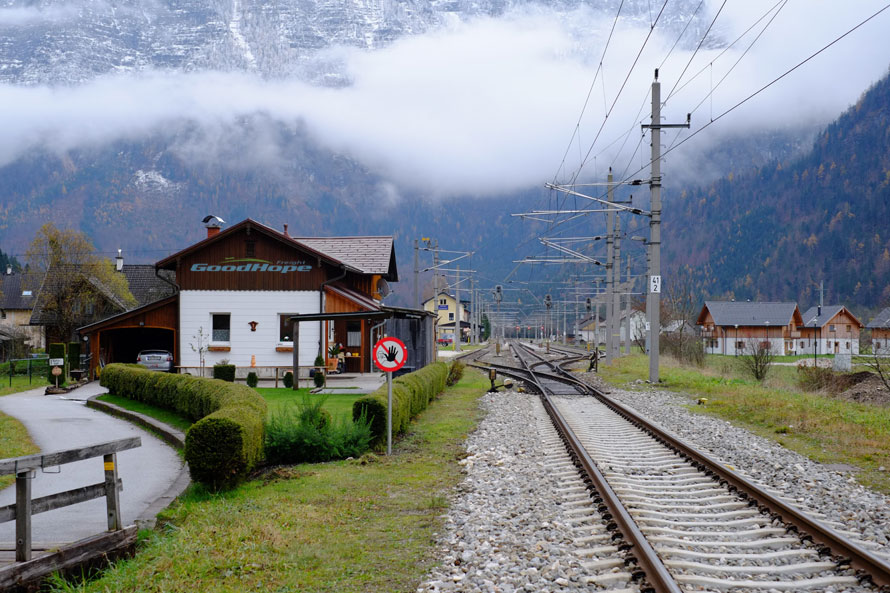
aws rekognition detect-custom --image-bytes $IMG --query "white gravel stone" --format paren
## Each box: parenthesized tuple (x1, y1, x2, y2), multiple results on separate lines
(417, 383, 637, 592)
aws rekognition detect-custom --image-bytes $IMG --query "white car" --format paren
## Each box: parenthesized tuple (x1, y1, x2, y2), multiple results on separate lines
(136, 350, 173, 372)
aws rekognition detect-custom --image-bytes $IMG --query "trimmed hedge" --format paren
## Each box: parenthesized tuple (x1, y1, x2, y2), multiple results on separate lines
(213, 364, 236, 382)
(100, 364, 267, 488)
(68, 342, 81, 371)
(352, 361, 449, 448)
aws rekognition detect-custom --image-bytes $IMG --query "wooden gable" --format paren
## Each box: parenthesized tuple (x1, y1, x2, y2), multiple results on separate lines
(169, 225, 335, 291)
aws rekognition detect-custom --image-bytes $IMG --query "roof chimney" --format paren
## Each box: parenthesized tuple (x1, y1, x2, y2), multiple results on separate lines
(202, 215, 225, 238)
(115, 249, 124, 272)
(283, 223, 289, 237)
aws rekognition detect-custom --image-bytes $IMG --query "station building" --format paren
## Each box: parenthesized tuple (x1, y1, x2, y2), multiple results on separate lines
(78, 217, 412, 377)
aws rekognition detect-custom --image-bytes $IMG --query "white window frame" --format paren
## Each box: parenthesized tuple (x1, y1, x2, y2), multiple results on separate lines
(211, 312, 231, 344)
(279, 313, 298, 344)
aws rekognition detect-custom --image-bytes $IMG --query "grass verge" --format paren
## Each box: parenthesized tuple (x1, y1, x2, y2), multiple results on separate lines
(0, 411, 38, 490)
(53, 369, 488, 593)
(598, 354, 890, 494)
(0, 374, 49, 397)
(96, 394, 194, 433)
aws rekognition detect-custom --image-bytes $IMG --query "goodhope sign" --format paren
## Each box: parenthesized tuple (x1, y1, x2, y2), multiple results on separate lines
(191, 258, 312, 274)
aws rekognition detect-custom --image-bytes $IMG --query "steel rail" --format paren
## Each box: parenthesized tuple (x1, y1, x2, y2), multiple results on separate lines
(510, 343, 682, 593)
(512, 341, 890, 589)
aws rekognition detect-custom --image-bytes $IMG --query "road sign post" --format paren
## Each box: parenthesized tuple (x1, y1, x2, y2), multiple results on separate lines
(373, 337, 407, 456)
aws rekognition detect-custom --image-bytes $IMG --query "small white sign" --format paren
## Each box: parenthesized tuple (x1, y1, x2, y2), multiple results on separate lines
(645, 322, 651, 331)
(649, 275, 662, 294)
(49, 358, 64, 366)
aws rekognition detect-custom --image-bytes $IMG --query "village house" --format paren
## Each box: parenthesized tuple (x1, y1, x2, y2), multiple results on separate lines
(867, 307, 890, 355)
(423, 291, 470, 343)
(0, 266, 43, 352)
(696, 301, 804, 356)
(76, 217, 427, 379)
(798, 305, 863, 355)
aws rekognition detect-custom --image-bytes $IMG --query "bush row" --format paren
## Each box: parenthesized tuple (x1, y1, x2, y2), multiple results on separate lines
(352, 361, 449, 448)
(100, 364, 267, 488)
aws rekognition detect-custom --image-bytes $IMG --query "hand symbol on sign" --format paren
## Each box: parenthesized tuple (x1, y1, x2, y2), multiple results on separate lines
(384, 345, 399, 362)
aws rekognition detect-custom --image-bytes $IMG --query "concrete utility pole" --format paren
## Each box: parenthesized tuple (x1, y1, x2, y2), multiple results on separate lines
(642, 69, 690, 383)
(470, 279, 476, 345)
(612, 215, 622, 360)
(454, 265, 461, 353)
(605, 169, 615, 364)
(625, 254, 632, 355)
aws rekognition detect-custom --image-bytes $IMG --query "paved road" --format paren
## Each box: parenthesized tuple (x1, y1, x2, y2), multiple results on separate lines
(0, 382, 184, 547)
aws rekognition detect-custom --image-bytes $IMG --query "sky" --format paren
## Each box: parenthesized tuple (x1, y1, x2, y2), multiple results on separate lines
(0, 0, 889, 196)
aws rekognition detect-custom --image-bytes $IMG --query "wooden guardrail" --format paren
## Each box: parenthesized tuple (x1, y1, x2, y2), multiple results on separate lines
(0, 437, 141, 562)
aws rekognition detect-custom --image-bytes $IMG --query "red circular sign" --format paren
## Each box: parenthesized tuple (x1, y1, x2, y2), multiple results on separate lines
(373, 337, 408, 372)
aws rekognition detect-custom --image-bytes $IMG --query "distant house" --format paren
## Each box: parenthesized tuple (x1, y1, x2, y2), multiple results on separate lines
(30, 263, 176, 344)
(799, 305, 863, 355)
(0, 268, 44, 351)
(577, 313, 604, 345)
(696, 301, 804, 356)
(423, 291, 471, 342)
(867, 307, 890, 355)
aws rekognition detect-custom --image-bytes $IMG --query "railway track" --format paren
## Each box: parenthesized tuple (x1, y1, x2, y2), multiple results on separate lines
(480, 341, 890, 593)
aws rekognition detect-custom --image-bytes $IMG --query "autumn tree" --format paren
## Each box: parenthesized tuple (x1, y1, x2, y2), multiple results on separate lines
(26, 223, 135, 342)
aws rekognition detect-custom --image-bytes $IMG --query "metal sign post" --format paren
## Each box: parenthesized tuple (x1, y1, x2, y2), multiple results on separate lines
(373, 336, 407, 456)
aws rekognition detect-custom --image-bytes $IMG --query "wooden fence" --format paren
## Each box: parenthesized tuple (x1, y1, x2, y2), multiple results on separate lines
(0, 437, 141, 562)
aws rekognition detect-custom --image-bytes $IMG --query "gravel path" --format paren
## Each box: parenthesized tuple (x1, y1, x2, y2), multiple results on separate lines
(417, 390, 639, 593)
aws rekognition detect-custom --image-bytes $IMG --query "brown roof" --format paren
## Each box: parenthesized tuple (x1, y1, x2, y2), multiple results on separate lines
(295, 236, 398, 281)
(122, 265, 177, 307)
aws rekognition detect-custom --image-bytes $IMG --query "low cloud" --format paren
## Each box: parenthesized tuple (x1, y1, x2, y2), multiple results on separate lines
(0, 5, 80, 26)
(0, 1, 888, 195)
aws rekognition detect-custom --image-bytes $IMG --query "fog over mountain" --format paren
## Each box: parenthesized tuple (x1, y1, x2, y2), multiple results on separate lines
(1, 0, 888, 198)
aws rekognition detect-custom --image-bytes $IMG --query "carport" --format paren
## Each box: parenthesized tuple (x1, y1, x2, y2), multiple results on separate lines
(77, 295, 178, 378)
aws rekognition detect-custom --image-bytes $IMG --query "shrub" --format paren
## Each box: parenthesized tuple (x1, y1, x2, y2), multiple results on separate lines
(353, 361, 449, 448)
(446, 360, 465, 386)
(67, 342, 81, 371)
(283, 371, 294, 389)
(213, 363, 236, 382)
(246, 371, 258, 388)
(313, 355, 326, 388)
(264, 395, 370, 464)
(100, 364, 266, 489)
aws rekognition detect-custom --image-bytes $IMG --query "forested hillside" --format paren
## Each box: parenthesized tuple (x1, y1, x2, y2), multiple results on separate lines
(664, 68, 890, 311)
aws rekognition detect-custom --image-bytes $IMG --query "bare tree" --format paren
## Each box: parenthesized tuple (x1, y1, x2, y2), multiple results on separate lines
(661, 265, 704, 365)
(26, 223, 135, 342)
(190, 326, 209, 377)
(738, 338, 774, 382)
(864, 350, 890, 392)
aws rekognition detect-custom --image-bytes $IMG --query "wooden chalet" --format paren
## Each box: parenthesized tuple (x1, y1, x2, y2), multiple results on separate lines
(79, 218, 399, 377)
(867, 307, 890, 355)
(799, 305, 863, 355)
(696, 301, 804, 356)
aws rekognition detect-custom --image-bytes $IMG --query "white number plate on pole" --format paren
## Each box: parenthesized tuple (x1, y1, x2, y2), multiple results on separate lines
(649, 275, 662, 294)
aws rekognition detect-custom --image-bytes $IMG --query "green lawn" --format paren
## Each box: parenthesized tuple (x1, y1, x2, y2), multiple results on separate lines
(598, 353, 890, 494)
(0, 412, 38, 490)
(255, 388, 364, 421)
(0, 375, 46, 489)
(55, 369, 488, 592)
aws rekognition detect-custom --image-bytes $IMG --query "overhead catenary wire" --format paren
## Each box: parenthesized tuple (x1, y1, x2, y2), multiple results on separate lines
(545, 1, 890, 239)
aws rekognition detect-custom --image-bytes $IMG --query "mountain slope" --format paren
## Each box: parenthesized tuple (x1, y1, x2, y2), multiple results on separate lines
(664, 68, 890, 309)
